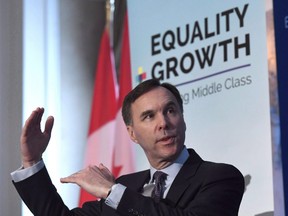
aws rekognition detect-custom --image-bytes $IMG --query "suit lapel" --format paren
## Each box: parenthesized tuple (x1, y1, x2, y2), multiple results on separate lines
(165, 149, 203, 206)
(118, 170, 151, 193)
(135, 170, 151, 192)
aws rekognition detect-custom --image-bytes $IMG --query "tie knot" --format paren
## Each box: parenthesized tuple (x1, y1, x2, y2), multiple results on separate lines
(153, 171, 167, 183)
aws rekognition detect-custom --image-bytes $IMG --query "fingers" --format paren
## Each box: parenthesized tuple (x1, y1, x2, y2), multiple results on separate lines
(89, 165, 106, 178)
(60, 169, 84, 184)
(23, 107, 54, 132)
(60, 164, 114, 184)
(60, 165, 115, 198)
(60, 174, 77, 184)
(60, 166, 95, 184)
(44, 116, 54, 136)
(99, 163, 115, 181)
(99, 163, 108, 171)
(60, 166, 97, 186)
(35, 107, 44, 127)
(22, 108, 40, 137)
(23, 107, 44, 129)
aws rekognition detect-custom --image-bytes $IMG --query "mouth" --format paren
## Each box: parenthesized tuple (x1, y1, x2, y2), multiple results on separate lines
(157, 136, 176, 144)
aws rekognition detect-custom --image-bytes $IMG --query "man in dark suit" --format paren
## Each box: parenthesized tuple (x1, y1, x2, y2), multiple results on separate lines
(12, 79, 244, 215)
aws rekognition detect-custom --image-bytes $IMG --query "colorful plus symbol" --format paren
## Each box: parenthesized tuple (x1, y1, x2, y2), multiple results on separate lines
(135, 67, 147, 83)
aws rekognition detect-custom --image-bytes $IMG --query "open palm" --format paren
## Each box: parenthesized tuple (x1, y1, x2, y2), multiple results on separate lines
(20, 107, 54, 168)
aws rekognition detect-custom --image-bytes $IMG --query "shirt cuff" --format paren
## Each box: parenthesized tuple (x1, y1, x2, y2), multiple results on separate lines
(10, 160, 45, 182)
(105, 183, 126, 209)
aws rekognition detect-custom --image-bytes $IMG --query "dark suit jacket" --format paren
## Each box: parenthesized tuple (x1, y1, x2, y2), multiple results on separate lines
(13, 149, 244, 216)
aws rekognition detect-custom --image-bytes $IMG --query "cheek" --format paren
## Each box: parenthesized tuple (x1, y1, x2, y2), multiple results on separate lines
(130, 126, 143, 143)
(176, 120, 186, 138)
(178, 117, 186, 130)
(134, 130, 147, 143)
(134, 128, 154, 147)
(135, 124, 153, 136)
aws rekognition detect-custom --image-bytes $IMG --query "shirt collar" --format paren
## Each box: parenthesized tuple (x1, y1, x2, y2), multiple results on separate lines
(149, 146, 189, 183)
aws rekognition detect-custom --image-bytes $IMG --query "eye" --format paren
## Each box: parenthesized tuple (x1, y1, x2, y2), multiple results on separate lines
(145, 113, 154, 119)
(166, 106, 176, 115)
(168, 108, 175, 113)
(141, 111, 154, 121)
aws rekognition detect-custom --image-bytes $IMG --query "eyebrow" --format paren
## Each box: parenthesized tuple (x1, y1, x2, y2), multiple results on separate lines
(140, 110, 154, 119)
(139, 101, 178, 119)
(165, 101, 177, 108)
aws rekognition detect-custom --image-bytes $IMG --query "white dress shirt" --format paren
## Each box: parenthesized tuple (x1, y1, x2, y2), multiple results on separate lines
(105, 146, 189, 208)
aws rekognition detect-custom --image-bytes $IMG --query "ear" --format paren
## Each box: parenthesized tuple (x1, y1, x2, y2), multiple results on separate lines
(127, 125, 138, 143)
(184, 121, 187, 132)
(182, 115, 187, 132)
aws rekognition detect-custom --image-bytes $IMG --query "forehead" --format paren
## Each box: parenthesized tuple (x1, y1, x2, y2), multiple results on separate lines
(131, 87, 178, 111)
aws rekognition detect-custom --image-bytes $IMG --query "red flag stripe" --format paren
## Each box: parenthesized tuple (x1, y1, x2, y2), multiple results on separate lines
(112, 12, 135, 178)
(79, 28, 118, 207)
(117, 13, 132, 109)
(88, 29, 118, 135)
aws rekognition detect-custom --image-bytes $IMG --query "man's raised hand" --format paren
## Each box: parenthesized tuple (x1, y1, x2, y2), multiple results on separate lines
(21, 107, 54, 168)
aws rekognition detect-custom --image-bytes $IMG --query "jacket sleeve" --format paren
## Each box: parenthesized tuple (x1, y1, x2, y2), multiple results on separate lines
(12, 166, 102, 216)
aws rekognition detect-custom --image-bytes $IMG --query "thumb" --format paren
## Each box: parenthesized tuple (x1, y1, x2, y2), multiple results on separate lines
(44, 116, 54, 135)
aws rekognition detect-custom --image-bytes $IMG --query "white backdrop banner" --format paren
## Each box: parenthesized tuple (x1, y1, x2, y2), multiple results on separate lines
(127, 1, 274, 215)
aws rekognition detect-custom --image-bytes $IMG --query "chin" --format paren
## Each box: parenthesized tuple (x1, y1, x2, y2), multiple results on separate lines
(162, 146, 180, 159)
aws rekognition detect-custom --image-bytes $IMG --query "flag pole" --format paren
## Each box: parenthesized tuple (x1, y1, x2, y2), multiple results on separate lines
(106, 0, 115, 47)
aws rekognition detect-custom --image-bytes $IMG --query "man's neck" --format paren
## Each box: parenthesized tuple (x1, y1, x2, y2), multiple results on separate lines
(150, 146, 188, 170)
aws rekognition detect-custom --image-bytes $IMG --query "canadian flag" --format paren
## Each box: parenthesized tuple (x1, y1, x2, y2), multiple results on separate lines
(79, 28, 118, 206)
(79, 13, 135, 206)
(112, 13, 135, 178)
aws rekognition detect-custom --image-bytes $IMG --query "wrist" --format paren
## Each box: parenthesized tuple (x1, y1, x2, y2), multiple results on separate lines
(105, 184, 116, 199)
(22, 158, 42, 169)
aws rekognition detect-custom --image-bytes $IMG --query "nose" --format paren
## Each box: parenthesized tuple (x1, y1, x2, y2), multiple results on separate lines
(157, 114, 169, 131)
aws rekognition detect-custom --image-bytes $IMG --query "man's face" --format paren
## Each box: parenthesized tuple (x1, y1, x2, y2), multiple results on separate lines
(127, 86, 186, 169)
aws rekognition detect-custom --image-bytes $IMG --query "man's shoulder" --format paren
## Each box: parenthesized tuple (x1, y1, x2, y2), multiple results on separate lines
(203, 160, 242, 174)
(197, 159, 244, 186)
(186, 148, 244, 180)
